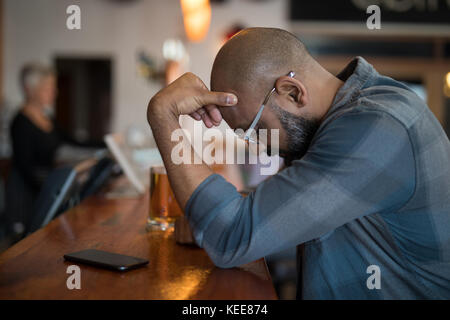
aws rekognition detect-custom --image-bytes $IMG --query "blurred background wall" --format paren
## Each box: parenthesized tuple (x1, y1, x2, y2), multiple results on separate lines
(2, 0, 287, 138)
(2, 0, 450, 148)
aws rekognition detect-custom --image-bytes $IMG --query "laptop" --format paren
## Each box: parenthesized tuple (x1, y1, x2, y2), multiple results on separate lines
(104, 133, 163, 194)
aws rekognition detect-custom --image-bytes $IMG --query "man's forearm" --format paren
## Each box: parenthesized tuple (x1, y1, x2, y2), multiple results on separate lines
(147, 105, 214, 210)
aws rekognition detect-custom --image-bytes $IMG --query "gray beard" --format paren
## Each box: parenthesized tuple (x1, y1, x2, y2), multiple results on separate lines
(270, 103, 320, 163)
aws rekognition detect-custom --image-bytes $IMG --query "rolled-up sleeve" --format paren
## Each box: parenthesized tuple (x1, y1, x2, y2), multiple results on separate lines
(185, 110, 416, 268)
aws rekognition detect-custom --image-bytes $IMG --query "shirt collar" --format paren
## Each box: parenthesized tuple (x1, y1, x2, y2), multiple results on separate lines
(321, 56, 377, 125)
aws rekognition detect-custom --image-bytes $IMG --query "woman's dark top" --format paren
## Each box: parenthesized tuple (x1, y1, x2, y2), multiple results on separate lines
(5, 111, 62, 234)
(11, 112, 61, 191)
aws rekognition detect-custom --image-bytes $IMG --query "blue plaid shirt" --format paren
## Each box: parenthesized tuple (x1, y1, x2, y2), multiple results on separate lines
(185, 57, 450, 299)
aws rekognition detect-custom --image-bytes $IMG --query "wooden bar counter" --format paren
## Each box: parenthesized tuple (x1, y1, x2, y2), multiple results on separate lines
(0, 177, 277, 300)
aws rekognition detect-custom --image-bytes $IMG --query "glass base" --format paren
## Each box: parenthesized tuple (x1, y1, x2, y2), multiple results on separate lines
(146, 217, 175, 232)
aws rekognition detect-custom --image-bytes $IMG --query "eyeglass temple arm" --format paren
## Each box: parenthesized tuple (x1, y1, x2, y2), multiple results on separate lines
(245, 88, 275, 135)
(244, 71, 295, 140)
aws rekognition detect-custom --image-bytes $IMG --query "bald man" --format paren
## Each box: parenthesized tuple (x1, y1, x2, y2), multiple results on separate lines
(147, 28, 450, 299)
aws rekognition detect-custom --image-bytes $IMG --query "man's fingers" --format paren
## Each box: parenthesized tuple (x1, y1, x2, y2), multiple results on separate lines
(195, 108, 213, 127)
(189, 107, 221, 128)
(196, 108, 206, 116)
(189, 111, 202, 121)
(198, 91, 237, 107)
(202, 112, 214, 128)
(205, 104, 222, 125)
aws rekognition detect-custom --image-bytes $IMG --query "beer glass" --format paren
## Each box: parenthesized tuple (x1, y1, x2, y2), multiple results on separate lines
(147, 166, 183, 231)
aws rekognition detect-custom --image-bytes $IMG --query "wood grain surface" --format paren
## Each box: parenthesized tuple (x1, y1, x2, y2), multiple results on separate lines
(0, 177, 277, 300)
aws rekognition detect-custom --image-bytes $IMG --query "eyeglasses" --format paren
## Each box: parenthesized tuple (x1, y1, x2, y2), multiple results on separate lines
(235, 71, 296, 144)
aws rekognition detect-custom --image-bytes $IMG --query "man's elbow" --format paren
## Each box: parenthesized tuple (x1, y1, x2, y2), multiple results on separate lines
(197, 197, 254, 269)
(209, 255, 237, 269)
(205, 247, 252, 269)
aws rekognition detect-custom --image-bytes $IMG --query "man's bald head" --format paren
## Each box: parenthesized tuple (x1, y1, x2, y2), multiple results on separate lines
(211, 27, 312, 94)
(210, 27, 341, 161)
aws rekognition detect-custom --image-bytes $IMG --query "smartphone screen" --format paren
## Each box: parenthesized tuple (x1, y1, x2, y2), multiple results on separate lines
(64, 249, 149, 271)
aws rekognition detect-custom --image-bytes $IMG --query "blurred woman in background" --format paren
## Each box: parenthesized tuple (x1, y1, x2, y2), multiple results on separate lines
(5, 63, 62, 242)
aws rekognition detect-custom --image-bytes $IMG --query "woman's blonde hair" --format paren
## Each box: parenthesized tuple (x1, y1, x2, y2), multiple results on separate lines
(20, 62, 55, 94)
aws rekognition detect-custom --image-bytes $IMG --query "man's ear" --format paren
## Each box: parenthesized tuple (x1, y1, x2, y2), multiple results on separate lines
(274, 75, 308, 108)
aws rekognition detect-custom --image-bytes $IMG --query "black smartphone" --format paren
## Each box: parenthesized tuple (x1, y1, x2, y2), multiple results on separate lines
(64, 249, 149, 271)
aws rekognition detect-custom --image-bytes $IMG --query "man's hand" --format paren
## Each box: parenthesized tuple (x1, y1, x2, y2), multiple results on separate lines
(145, 72, 237, 210)
(147, 72, 238, 128)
